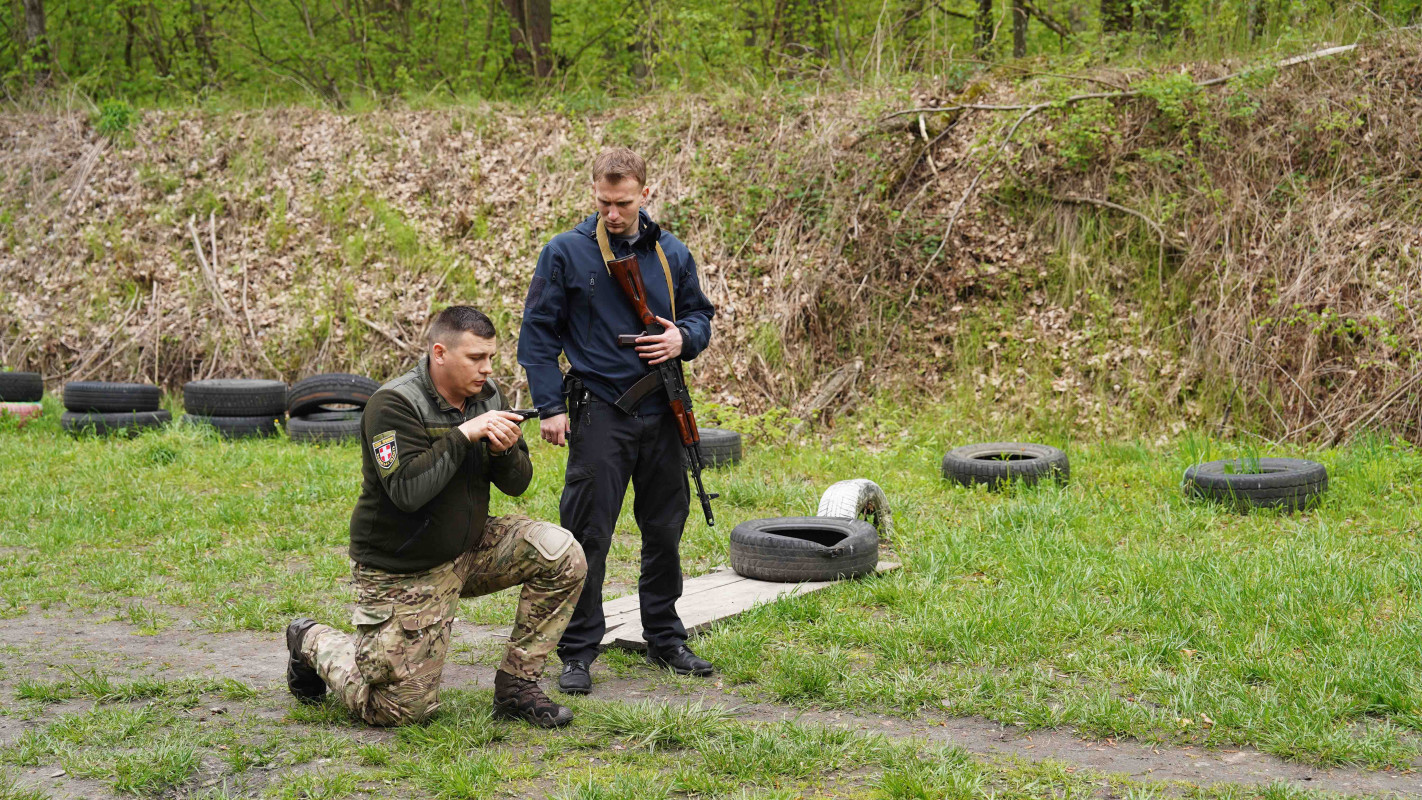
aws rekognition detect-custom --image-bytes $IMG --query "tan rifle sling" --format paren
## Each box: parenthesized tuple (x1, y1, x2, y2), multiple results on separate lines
(595, 214, 676, 321)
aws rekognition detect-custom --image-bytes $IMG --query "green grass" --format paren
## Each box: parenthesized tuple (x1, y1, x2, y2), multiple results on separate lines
(0, 680, 1387, 799)
(1, 398, 1419, 771)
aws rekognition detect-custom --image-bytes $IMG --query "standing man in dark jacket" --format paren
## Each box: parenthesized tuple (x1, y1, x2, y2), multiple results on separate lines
(518, 148, 716, 695)
(285, 306, 586, 728)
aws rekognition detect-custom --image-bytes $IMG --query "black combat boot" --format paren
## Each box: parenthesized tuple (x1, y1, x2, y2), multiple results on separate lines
(558, 659, 592, 695)
(646, 643, 713, 677)
(285, 618, 326, 704)
(493, 670, 574, 728)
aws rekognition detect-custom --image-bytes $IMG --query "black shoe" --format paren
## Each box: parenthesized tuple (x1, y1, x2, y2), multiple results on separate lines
(285, 618, 326, 704)
(646, 643, 713, 677)
(558, 660, 591, 695)
(493, 670, 574, 728)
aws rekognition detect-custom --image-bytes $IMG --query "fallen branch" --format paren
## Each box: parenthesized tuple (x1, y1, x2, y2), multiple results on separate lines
(880, 41, 1361, 122)
(188, 213, 239, 323)
(356, 314, 417, 354)
(1018, 0, 1074, 40)
(792, 358, 863, 434)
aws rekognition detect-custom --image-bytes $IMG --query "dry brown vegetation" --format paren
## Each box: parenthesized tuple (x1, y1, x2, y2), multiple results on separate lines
(1006, 33, 1422, 443)
(1, 31, 1419, 442)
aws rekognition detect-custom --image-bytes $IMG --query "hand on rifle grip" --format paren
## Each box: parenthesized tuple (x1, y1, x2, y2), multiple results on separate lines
(634, 316, 683, 364)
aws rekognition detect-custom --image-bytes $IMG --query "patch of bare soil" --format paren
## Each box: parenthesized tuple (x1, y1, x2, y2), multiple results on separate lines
(0, 611, 1416, 798)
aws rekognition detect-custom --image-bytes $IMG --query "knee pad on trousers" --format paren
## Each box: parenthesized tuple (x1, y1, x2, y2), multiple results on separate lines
(361, 673, 441, 726)
(529, 524, 575, 562)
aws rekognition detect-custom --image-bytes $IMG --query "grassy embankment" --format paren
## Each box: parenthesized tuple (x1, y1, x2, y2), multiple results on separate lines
(1, 396, 1418, 781)
(7, 31, 1421, 444)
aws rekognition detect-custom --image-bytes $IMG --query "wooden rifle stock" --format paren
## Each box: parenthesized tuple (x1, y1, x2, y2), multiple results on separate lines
(606, 256, 661, 334)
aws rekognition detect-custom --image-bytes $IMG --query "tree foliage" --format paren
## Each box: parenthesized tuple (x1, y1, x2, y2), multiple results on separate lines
(1, 0, 1418, 101)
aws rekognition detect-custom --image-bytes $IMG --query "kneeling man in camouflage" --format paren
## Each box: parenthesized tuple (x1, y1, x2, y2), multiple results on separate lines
(285, 305, 586, 728)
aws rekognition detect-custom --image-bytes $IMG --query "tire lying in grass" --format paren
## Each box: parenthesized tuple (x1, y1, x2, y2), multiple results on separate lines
(941, 442, 1069, 489)
(1183, 458, 1328, 512)
(61, 410, 171, 436)
(182, 413, 282, 439)
(183, 379, 287, 417)
(0, 371, 43, 402)
(288, 412, 362, 443)
(62, 381, 161, 413)
(287, 373, 380, 416)
(699, 427, 742, 468)
(0, 402, 44, 426)
(729, 517, 879, 583)
(816, 478, 894, 539)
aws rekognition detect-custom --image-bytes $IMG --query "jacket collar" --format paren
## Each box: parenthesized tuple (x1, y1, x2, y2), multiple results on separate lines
(418, 354, 494, 414)
(576, 209, 661, 251)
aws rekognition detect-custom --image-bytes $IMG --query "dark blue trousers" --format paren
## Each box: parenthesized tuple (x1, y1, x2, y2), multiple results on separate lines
(556, 398, 690, 664)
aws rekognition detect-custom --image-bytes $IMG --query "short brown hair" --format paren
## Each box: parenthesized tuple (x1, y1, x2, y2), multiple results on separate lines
(592, 148, 646, 187)
(428, 305, 495, 345)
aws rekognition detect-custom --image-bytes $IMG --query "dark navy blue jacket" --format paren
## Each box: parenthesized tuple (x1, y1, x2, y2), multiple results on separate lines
(517, 211, 715, 416)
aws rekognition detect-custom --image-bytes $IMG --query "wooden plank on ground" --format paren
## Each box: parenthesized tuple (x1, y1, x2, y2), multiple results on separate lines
(599, 568, 752, 617)
(600, 562, 901, 650)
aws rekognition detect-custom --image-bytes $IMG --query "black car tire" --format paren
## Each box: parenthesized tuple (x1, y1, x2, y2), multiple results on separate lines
(941, 442, 1069, 489)
(182, 413, 282, 438)
(0, 372, 43, 402)
(299, 410, 362, 422)
(729, 516, 879, 583)
(62, 381, 162, 413)
(183, 379, 287, 417)
(1183, 458, 1327, 511)
(288, 414, 363, 443)
(287, 373, 381, 416)
(699, 427, 742, 468)
(61, 409, 171, 436)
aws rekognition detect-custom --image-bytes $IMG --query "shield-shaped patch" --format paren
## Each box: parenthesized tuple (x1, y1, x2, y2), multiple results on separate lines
(372, 430, 398, 470)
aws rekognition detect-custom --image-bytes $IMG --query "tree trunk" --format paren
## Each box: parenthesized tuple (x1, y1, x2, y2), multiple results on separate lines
(1246, 0, 1266, 41)
(1012, 0, 1026, 57)
(188, 0, 219, 80)
(1150, 0, 1177, 38)
(974, 0, 994, 55)
(144, 1, 173, 77)
(500, 0, 552, 78)
(20, 0, 51, 84)
(1101, 0, 1131, 33)
(123, 5, 137, 70)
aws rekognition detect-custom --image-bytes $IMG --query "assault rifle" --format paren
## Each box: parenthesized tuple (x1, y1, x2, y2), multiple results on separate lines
(605, 253, 719, 525)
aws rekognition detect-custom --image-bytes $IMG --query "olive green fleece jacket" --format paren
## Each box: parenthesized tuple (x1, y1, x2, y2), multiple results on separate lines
(348, 356, 533, 573)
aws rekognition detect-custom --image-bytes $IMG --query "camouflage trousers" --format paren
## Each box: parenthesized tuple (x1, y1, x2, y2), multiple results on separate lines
(301, 514, 586, 726)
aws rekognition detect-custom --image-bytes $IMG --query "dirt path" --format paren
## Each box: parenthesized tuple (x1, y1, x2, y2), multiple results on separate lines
(0, 611, 1417, 798)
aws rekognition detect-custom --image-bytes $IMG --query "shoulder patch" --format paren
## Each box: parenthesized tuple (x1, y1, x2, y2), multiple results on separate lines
(372, 430, 398, 470)
(524, 275, 547, 312)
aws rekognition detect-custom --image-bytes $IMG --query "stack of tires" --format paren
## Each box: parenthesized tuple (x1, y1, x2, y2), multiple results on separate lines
(60, 381, 168, 435)
(182, 379, 287, 438)
(286, 373, 379, 443)
(0, 371, 45, 427)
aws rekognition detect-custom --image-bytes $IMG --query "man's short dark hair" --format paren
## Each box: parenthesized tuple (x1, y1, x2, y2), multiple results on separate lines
(428, 305, 496, 346)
